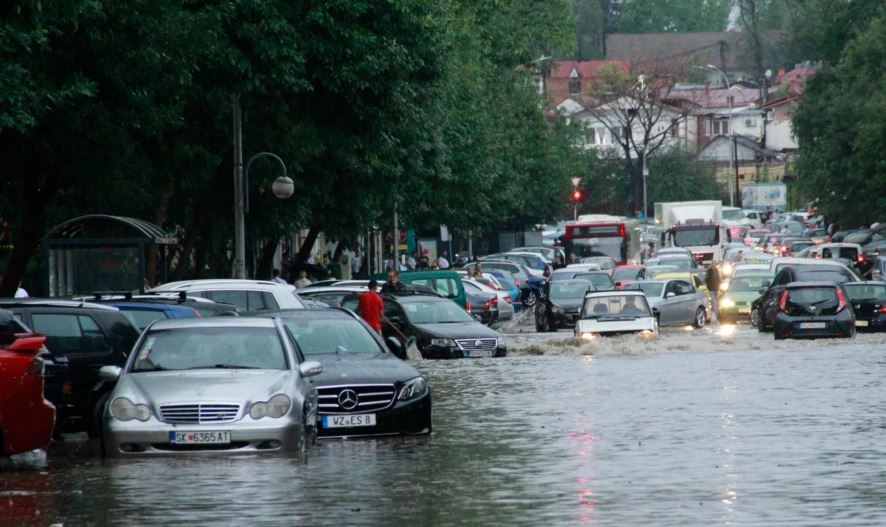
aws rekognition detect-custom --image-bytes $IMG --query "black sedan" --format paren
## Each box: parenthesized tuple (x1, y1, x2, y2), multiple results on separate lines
(535, 280, 596, 332)
(843, 281, 886, 332)
(381, 293, 506, 359)
(773, 282, 856, 340)
(263, 309, 431, 437)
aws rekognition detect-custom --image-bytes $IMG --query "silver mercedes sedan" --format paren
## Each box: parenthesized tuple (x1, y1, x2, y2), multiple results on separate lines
(99, 317, 321, 457)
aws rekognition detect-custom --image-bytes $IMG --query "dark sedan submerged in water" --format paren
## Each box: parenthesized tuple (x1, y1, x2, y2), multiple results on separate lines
(842, 281, 886, 332)
(265, 309, 432, 438)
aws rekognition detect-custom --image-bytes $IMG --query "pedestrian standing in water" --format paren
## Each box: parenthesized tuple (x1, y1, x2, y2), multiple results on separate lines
(705, 262, 722, 320)
(357, 280, 384, 336)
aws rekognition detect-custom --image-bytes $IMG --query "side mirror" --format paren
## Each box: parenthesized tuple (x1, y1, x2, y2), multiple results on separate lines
(299, 360, 323, 378)
(386, 337, 406, 360)
(665, 292, 676, 298)
(99, 365, 122, 382)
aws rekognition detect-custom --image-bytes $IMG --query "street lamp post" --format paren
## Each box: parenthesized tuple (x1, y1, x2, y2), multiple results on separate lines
(232, 97, 294, 278)
(641, 147, 649, 220)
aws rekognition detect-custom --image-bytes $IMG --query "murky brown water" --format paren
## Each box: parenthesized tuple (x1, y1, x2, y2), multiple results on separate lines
(3, 328, 886, 526)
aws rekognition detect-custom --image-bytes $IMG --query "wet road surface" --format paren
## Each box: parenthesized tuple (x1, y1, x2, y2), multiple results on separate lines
(3, 325, 886, 526)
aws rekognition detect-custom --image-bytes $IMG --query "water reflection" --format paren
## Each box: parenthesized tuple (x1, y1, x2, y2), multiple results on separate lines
(1, 346, 885, 526)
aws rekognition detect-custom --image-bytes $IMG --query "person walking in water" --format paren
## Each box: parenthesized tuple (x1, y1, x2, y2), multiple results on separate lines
(358, 279, 384, 336)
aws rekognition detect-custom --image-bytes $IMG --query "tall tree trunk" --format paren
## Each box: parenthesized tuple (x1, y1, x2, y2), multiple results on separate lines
(255, 239, 279, 280)
(145, 188, 170, 286)
(0, 170, 59, 297)
(295, 226, 321, 264)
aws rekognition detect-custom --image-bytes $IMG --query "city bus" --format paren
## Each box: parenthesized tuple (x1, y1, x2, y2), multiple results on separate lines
(564, 215, 641, 265)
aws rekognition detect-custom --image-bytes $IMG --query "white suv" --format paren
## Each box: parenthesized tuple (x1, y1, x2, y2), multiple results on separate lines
(150, 279, 304, 311)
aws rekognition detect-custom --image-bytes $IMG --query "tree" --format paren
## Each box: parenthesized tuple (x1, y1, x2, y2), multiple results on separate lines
(608, 0, 731, 33)
(792, 6, 886, 226)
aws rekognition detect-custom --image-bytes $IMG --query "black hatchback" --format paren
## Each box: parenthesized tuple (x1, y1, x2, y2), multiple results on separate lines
(842, 281, 886, 332)
(772, 282, 856, 340)
(535, 280, 596, 332)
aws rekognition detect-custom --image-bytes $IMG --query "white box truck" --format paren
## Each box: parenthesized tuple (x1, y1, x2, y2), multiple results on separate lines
(656, 200, 726, 265)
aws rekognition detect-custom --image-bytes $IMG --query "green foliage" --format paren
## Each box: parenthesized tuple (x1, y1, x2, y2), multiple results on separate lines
(646, 149, 721, 203)
(792, 6, 886, 226)
(609, 0, 731, 33)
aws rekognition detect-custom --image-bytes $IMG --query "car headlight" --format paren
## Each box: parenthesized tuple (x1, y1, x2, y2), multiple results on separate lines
(398, 377, 428, 401)
(430, 338, 456, 347)
(250, 394, 292, 419)
(495, 337, 504, 348)
(720, 297, 735, 309)
(579, 332, 596, 341)
(720, 280, 730, 291)
(110, 397, 151, 422)
(639, 329, 656, 338)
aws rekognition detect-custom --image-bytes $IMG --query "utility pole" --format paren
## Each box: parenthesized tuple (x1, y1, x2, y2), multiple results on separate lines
(642, 148, 649, 220)
(232, 95, 246, 279)
(728, 94, 735, 207)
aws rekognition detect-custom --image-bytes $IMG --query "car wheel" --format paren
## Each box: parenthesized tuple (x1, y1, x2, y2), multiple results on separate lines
(693, 307, 706, 328)
(750, 307, 761, 328)
(524, 291, 538, 307)
(88, 392, 110, 440)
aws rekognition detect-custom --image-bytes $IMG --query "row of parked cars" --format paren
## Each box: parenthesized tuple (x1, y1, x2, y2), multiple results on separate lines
(7, 277, 504, 457)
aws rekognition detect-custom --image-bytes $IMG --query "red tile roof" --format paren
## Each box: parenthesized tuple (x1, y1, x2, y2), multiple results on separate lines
(549, 60, 629, 79)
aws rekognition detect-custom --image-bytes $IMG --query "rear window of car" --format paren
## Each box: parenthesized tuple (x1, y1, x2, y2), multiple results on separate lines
(785, 287, 838, 315)
(121, 309, 170, 331)
(843, 284, 886, 301)
(795, 270, 855, 284)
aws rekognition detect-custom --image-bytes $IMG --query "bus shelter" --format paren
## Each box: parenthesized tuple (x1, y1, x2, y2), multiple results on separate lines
(44, 215, 177, 297)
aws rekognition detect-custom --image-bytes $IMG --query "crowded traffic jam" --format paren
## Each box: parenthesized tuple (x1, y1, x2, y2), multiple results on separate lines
(2, 203, 885, 459)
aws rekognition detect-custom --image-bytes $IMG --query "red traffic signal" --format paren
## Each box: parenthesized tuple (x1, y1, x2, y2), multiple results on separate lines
(572, 189, 584, 201)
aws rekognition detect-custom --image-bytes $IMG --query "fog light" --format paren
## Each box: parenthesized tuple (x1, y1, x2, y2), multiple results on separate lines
(580, 332, 595, 341)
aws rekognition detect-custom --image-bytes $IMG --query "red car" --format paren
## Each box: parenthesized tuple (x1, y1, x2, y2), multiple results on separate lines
(1, 331, 55, 456)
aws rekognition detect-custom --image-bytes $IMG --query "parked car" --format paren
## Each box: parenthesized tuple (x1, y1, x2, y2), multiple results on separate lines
(297, 286, 368, 309)
(266, 309, 431, 437)
(535, 280, 595, 332)
(102, 302, 200, 331)
(484, 252, 547, 277)
(623, 279, 709, 328)
(373, 270, 467, 310)
(380, 293, 506, 359)
(571, 272, 615, 291)
(745, 229, 771, 247)
(772, 282, 855, 340)
(577, 256, 616, 275)
(461, 281, 501, 325)
(767, 257, 861, 280)
(717, 272, 772, 324)
(575, 291, 658, 339)
(510, 246, 565, 264)
(785, 239, 815, 257)
(151, 279, 305, 311)
(842, 282, 886, 332)
(463, 278, 513, 322)
(0, 299, 140, 436)
(465, 260, 538, 305)
(100, 317, 322, 457)
(483, 269, 523, 311)
(0, 320, 55, 456)
(755, 264, 861, 332)
(613, 264, 644, 289)
(817, 242, 865, 271)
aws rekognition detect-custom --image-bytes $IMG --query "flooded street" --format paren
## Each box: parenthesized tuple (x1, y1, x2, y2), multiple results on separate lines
(3, 328, 886, 526)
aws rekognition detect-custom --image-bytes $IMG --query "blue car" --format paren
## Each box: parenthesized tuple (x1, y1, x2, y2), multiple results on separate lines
(486, 270, 524, 312)
(105, 302, 200, 331)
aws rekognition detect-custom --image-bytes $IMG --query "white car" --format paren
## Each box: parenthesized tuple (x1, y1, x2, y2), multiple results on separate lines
(151, 279, 305, 311)
(574, 291, 658, 339)
(767, 257, 861, 280)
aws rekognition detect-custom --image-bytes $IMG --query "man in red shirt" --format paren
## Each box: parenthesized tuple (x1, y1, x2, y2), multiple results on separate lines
(357, 279, 384, 336)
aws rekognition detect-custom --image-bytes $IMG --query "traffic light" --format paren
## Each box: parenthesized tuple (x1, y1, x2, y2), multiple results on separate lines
(572, 189, 584, 201)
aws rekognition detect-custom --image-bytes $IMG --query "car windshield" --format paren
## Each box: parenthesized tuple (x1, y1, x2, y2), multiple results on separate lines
(580, 257, 614, 270)
(624, 282, 665, 297)
(728, 276, 770, 292)
(613, 267, 641, 281)
(131, 327, 287, 372)
(673, 226, 718, 247)
(657, 257, 692, 271)
(843, 284, 886, 301)
(403, 300, 475, 324)
(573, 273, 614, 288)
(550, 282, 592, 300)
(283, 318, 383, 356)
(581, 295, 650, 318)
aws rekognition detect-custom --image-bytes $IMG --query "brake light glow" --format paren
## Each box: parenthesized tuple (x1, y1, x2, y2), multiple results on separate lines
(483, 300, 492, 311)
(778, 290, 789, 313)
(492, 297, 498, 306)
(879, 306, 886, 314)
(465, 299, 471, 312)
(835, 288, 848, 313)
(618, 224, 626, 237)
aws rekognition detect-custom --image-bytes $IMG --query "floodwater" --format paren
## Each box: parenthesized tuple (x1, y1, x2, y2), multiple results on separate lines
(3, 327, 886, 526)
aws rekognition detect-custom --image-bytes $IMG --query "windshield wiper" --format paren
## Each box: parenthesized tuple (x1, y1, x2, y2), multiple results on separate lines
(187, 364, 259, 370)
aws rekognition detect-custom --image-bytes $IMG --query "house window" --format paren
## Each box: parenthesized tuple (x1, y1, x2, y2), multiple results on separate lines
(711, 118, 729, 135)
(568, 79, 581, 95)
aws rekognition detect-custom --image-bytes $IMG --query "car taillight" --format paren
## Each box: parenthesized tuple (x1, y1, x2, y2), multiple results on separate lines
(504, 295, 512, 304)
(465, 299, 471, 312)
(26, 356, 45, 376)
(835, 288, 848, 313)
(483, 300, 492, 311)
(879, 306, 886, 314)
(492, 297, 498, 306)
(780, 245, 788, 254)
(858, 255, 864, 263)
(778, 290, 789, 313)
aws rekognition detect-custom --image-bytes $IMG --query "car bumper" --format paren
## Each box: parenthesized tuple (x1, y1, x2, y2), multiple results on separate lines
(318, 392, 431, 438)
(102, 416, 307, 457)
(718, 306, 753, 323)
(553, 312, 580, 328)
(575, 318, 657, 337)
(421, 344, 507, 359)
(773, 315, 855, 339)
(1, 400, 55, 456)
(854, 315, 886, 332)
